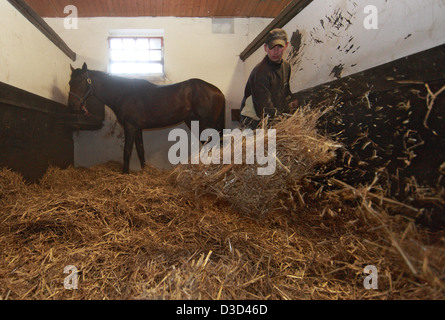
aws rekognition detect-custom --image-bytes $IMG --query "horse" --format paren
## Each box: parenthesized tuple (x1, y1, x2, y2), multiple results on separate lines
(68, 63, 226, 174)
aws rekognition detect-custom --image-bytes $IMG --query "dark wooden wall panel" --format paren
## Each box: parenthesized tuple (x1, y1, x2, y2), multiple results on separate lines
(0, 81, 104, 183)
(0, 105, 73, 182)
(291, 44, 445, 228)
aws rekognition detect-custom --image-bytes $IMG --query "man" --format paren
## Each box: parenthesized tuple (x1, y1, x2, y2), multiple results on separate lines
(240, 28, 294, 129)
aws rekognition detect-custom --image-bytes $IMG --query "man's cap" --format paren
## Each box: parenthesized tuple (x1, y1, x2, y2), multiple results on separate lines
(265, 28, 288, 48)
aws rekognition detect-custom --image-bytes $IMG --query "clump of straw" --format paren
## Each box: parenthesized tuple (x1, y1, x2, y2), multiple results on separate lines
(172, 106, 342, 217)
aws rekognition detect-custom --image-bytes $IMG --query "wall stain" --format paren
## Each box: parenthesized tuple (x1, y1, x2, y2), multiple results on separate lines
(286, 0, 362, 81)
(330, 63, 345, 79)
(286, 29, 305, 70)
(310, 6, 357, 45)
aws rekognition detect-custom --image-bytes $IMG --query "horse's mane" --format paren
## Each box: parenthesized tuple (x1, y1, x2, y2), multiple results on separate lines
(90, 70, 158, 88)
(72, 67, 158, 88)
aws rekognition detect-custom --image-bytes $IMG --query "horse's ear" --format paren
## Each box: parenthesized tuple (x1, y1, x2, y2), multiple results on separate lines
(82, 62, 88, 71)
(70, 65, 75, 73)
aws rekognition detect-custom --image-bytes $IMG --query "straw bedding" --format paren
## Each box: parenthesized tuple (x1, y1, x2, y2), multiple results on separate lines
(0, 108, 444, 300)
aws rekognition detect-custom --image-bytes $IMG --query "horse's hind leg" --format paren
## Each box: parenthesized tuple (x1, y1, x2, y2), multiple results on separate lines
(123, 123, 137, 174)
(135, 128, 146, 169)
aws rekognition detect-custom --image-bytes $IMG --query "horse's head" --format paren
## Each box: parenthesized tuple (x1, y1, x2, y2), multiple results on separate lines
(68, 62, 93, 115)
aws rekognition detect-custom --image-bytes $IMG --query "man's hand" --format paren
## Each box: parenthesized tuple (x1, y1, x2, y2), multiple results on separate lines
(263, 108, 279, 118)
(288, 99, 299, 111)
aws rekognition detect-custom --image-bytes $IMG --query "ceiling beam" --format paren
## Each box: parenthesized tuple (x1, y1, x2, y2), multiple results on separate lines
(7, 0, 76, 61)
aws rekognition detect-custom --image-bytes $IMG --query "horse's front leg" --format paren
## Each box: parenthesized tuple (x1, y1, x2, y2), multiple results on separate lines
(135, 128, 146, 169)
(123, 123, 137, 174)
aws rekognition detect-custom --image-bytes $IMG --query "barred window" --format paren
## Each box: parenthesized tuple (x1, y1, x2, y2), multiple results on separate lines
(108, 36, 164, 75)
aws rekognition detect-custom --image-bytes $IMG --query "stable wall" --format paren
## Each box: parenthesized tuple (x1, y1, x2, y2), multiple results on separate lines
(45, 16, 272, 171)
(244, 0, 445, 93)
(0, 1, 82, 182)
(0, 1, 72, 104)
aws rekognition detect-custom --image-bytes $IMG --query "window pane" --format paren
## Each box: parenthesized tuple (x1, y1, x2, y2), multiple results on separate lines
(110, 49, 124, 61)
(123, 50, 136, 61)
(123, 38, 136, 50)
(110, 62, 126, 74)
(138, 63, 151, 74)
(150, 38, 162, 49)
(148, 63, 163, 74)
(136, 50, 150, 61)
(150, 50, 162, 62)
(128, 63, 140, 74)
(110, 38, 122, 50)
(110, 62, 162, 75)
(136, 38, 149, 50)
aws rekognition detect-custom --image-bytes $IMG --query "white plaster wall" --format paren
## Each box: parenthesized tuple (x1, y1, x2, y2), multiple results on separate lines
(0, 1, 72, 104)
(245, 0, 445, 93)
(45, 17, 271, 171)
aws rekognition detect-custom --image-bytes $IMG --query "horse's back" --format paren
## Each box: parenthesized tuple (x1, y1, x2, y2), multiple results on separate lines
(136, 77, 225, 131)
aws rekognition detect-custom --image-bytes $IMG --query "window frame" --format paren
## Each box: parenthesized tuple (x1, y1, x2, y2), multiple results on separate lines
(107, 36, 165, 77)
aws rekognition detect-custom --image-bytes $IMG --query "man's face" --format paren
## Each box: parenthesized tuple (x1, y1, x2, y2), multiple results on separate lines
(264, 43, 288, 63)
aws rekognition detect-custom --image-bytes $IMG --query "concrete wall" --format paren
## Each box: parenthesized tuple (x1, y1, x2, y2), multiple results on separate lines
(0, 1, 72, 104)
(244, 0, 445, 93)
(45, 16, 272, 171)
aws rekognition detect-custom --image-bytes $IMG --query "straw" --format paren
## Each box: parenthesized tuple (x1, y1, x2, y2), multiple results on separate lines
(0, 107, 443, 300)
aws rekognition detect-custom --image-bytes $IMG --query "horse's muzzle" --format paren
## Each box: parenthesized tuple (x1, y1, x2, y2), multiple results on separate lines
(69, 90, 92, 116)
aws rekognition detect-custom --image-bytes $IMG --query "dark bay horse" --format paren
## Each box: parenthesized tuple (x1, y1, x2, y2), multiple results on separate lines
(68, 63, 225, 173)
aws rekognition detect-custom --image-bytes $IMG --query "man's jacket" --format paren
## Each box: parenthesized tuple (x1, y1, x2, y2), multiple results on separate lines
(241, 56, 292, 118)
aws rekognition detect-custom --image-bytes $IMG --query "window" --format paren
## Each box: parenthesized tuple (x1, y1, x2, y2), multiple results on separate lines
(108, 36, 164, 75)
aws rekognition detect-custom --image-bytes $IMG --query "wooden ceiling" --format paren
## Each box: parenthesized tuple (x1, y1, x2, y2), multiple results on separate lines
(24, 0, 295, 18)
